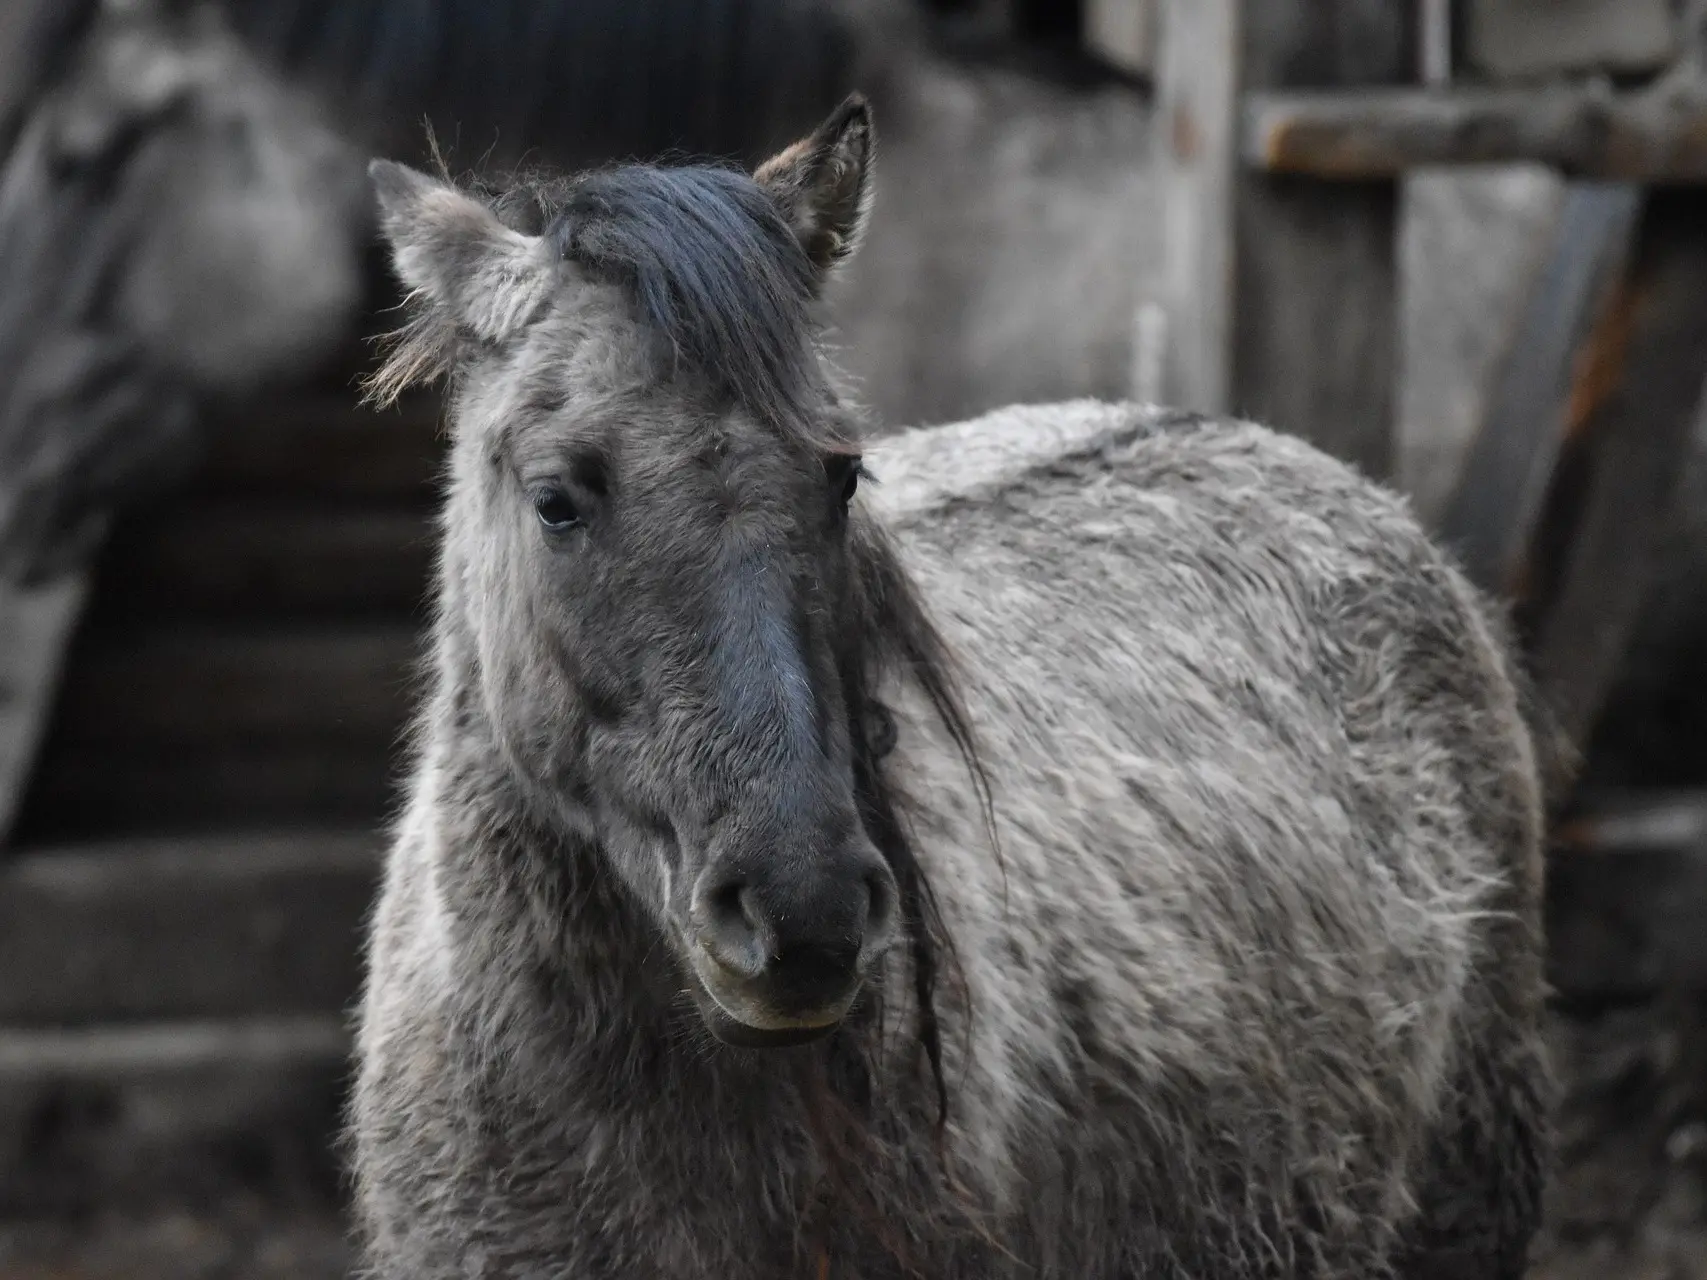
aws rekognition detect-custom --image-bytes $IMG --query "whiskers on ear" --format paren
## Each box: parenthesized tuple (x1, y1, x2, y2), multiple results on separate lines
(362, 297, 463, 408)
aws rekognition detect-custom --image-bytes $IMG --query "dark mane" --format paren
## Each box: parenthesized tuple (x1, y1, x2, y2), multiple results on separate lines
(783, 512, 994, 1272)
(540, 165, 829, 437)
(372, 162, 849, 444)
(844, 513, 995, 1131)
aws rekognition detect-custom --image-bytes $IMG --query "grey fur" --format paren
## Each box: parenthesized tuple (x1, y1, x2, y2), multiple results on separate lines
(353, 109, 1553, 1279)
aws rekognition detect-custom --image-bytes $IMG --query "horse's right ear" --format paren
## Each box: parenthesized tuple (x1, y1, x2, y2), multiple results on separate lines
(368, 159, 553, 343)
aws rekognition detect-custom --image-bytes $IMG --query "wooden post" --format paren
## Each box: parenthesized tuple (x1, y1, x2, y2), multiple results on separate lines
(1155, 0, 1239, 417)
(1430, 188, 1707, 753)
(1154, 0, 1415, 477)
(1419, 0, 1452, 84)
(1523, 192, 1707, 749)
(1437, 182, 1644, 595)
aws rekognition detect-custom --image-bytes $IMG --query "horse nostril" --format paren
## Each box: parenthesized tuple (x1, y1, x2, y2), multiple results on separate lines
(695, 874, 772, 979)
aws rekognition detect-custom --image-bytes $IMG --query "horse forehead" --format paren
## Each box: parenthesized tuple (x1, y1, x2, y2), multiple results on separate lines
(654, 422, 816, 514)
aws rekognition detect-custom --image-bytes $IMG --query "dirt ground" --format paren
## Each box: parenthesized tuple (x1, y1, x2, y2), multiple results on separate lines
(0, 1201, 352, 1280)
(2, 999, 1706, 1280)
(1533, 996, 1707, 1280)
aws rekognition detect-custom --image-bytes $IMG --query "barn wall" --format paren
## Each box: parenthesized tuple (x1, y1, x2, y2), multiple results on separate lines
(831, 25, 1158, 428)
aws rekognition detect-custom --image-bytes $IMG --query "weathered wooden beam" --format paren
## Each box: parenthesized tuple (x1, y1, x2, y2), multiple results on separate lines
(1435, 191, 1707, 752)
(47, 625, 420, 748)
(0, 834, 379, 1023)
(1246, 85, 1707, 182)
(1155, 0, 1413, 477)
(1553, 790, 1707, 857)
(0, 1016, 349, 1212)
(1418, 0, 1452, 86)
(1394, 165, 1568, 524)
(1522, 192, 1707, 749)
(0, 572, 88, 850)
(1154, 0, 1239, 415)
(1435, 182, 1642, 598)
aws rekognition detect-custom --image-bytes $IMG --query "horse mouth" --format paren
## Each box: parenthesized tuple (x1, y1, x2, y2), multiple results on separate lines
(683, 951, 857, 1049)
(700, 1003, 841, 1048)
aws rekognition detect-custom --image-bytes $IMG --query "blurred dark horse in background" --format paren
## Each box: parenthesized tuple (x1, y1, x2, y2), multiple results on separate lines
(0, 0, 861, 582)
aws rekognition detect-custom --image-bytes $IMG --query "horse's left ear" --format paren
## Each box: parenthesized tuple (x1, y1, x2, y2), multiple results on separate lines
(368, 159, 553, 344)
(755, 94, 874, 278)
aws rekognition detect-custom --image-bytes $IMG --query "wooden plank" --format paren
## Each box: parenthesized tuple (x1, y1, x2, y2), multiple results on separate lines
(92, 503, 436, 621)
(1465, 0, 1676, 80)
(0, 1016, 349, 1213)
(1235, 1, 1413, 478)
(1435, 182, 1643, 598)
(1246, 86, 1707, 182)
(198, 392, 445, 500)
(0, 835, 378, 1023)
(1418, 0, 1452, 85)
(1546, 789, 1707, 997)
(1394, 166, 1568, 524)
(47, 625, 421, 748)
(1155, 0, 1413, 477)
(1553, 790, 1707, 856)
(1231, 174, 1401, 475)
(1522, 192, 1707, 748)
(15, 745, 397, 842)
(1154, 0, 1239, 415)
(0, 572, 89, 851)
(1543, 789, 1707, 996)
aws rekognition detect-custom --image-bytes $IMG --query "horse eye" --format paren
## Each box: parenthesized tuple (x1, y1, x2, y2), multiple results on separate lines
(534, 488, 581, 532)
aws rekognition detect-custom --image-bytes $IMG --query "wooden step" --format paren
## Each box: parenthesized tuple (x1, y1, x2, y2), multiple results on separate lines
(197, 393, 446, 501)
(46, 626, 422, 749)
(15, 745, 398, 842)
(0, 1017, 349, 1214)
(0, 1206, 352, 1280)
(1548, 790, 1707, 997)
(92, 502, 437, 623)
(0, 834, 379, 1024)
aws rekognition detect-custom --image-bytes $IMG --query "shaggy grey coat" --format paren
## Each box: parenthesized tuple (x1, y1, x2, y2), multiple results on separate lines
(354, 396, 1552, 1279)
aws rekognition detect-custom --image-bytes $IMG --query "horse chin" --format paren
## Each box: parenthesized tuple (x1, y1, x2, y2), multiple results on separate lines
(683, 970, 849, 1049)
(701, 1004, 840, 1049)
